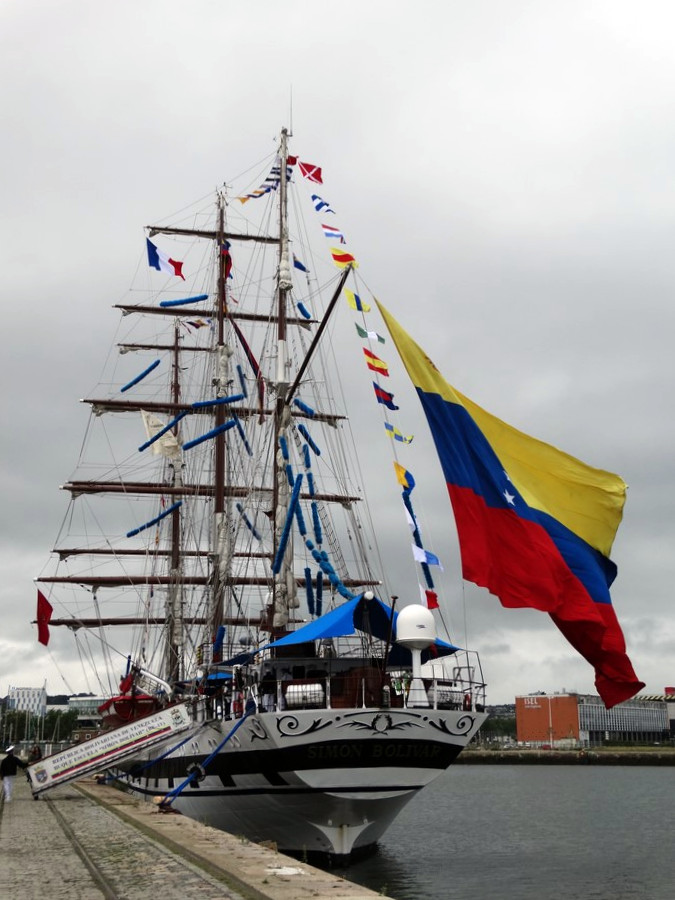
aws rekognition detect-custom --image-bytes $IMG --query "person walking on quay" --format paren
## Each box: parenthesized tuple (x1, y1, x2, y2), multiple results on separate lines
(0, 746, 28, 802)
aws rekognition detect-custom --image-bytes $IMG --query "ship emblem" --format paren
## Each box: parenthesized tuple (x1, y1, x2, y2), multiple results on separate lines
(338, 713, 423, 734)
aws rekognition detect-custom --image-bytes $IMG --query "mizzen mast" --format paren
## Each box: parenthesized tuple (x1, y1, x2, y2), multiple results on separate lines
(166, 321, 184, 683)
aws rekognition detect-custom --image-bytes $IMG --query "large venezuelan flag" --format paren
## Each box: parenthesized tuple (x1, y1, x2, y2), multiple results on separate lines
(379, 302, 644, 708)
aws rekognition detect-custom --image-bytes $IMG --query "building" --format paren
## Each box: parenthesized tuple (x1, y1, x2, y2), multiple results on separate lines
(516, 692, 669, 748)
(68, 695, 105, 742)
(7, 685, 47, 717)
(487, 703, 515, 719)
(636, 692, 675, 739)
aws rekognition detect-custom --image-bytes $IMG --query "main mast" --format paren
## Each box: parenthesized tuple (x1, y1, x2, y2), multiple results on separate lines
(210, 193, 230, 662)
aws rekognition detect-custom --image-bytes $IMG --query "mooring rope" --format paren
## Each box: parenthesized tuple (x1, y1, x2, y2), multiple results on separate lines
(159, 698, 257, 808)
(97, 719, 211, 786)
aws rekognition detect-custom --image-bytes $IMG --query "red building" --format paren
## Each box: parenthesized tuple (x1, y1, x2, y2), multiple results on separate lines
(516, 692, 670, 748)
(516, 694, 579, 746)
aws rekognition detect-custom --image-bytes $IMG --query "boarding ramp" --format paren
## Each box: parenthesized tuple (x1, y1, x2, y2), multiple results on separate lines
(27, 703, 193, 797)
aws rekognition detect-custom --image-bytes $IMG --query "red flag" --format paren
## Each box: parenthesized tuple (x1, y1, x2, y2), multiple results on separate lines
(36, 590, 53, 646)
(425, 589, 440, 610)
(299, 161, 323, 183)
(221, 240, 233, 279)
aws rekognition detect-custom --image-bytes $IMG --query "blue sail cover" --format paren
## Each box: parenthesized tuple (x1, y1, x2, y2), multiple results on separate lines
(265, 593, 459, 660)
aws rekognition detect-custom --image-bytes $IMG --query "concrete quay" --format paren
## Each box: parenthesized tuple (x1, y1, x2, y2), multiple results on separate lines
(458, 747, 675, 764)
(0, 772, 393, 900)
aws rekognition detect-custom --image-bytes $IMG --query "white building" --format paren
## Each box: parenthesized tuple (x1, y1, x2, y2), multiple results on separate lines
(7, 685, 48, 717)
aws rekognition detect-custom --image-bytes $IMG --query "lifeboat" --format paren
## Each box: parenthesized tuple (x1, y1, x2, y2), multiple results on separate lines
(98, 693, 163, 728)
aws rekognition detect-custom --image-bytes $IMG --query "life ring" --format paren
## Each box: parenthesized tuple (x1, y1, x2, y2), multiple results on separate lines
(463, 693, 472, 711)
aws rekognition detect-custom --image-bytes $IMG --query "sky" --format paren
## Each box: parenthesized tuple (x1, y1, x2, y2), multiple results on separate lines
(2, 0, 675, 706)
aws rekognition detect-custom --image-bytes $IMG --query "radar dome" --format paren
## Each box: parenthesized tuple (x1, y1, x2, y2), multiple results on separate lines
(395, 604, 437, 650)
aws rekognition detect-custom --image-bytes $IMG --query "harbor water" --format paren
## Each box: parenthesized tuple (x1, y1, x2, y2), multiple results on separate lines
(343, 764, 675, 900)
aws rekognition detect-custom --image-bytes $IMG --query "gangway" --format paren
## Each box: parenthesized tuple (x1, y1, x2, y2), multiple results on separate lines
(27, 703, 192, 797)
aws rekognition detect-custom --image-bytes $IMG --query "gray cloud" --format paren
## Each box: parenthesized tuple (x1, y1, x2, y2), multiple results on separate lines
(2, 1, 674, 703)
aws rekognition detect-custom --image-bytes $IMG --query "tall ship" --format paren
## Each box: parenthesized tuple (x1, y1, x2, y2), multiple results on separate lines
(31, 129, 489, 861)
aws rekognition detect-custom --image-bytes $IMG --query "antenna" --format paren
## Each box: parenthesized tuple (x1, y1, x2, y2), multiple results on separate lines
(395, 605, 437, 707)
(289, 86, 293, 137)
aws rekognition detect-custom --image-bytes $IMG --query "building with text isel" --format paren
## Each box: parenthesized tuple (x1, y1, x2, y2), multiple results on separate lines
(516, 692, 670, 748)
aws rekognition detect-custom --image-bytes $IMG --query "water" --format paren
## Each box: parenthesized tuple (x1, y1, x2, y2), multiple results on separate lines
(343, 765, 675, 900)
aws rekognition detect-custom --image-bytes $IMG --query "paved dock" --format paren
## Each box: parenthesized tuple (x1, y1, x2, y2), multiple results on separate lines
(0, 771, 392, 900)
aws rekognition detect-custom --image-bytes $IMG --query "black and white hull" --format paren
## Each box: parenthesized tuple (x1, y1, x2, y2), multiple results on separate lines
(120, 704, 487, 859)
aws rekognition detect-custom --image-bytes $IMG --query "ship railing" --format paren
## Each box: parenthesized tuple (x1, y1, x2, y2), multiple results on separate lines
(253, 668, 486, 714)
(425, 678, 487, 712)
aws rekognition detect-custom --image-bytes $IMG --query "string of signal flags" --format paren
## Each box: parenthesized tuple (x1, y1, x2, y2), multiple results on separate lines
(288, 158, 444, 611)
(147, 151, 445, 611)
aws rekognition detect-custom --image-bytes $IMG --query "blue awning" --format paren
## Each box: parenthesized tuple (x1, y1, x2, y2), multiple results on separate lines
(265, 595, 364, 647)
(264, 593, 459, 660)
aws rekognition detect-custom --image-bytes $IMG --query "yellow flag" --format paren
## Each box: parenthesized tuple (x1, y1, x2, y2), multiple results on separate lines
(344, 289, 370, 312)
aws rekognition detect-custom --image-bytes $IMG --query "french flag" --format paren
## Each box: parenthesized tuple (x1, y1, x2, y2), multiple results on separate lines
(146, 238, 185, 280)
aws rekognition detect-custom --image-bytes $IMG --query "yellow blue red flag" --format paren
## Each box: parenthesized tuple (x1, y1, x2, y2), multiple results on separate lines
(378, 300, 643, 708)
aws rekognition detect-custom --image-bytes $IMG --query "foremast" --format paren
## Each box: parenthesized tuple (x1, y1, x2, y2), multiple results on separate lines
(268, 128, 354, 631)
(271, 127, 299, 630)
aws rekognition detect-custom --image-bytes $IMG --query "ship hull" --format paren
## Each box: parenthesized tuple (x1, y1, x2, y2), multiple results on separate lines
(118, 704, 487, 859)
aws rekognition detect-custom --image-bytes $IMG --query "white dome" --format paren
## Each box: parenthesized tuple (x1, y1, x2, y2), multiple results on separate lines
(395, 604, 437, 649)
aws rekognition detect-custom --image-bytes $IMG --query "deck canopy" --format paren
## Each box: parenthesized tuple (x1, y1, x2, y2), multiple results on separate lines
(263, 593, 459, 663)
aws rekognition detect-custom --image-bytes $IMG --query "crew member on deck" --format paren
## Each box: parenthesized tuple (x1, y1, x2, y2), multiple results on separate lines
(261, 670, 276, 712)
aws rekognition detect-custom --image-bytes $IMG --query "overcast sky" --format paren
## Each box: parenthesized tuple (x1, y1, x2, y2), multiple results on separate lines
(2, 1, 675, 705)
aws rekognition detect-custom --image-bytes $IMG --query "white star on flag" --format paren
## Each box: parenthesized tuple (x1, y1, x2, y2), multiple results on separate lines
(503, 489, 516, 505)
